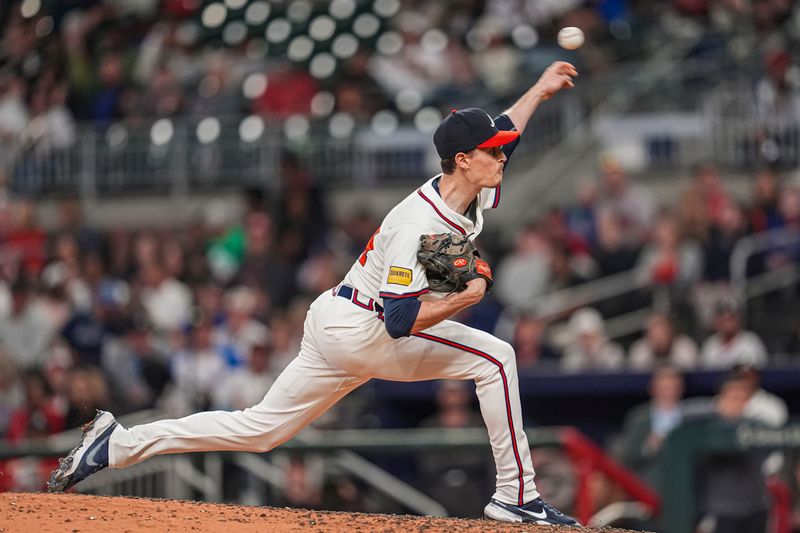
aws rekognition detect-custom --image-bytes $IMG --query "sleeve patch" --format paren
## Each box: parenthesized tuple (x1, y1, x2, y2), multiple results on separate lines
(387, 266, 413, 286)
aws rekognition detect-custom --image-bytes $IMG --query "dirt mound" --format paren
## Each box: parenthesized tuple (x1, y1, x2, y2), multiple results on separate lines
(0, 492, 640, 532)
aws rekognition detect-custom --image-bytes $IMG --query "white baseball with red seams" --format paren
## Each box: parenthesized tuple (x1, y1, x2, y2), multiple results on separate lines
(557, 26, 584, 50)
(107, 174, 540, 507)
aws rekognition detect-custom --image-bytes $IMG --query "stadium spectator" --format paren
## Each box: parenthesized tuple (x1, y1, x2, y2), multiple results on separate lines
(629, 312, 699, 371)
(100, 320, 156, 413)
(212, 328, 275, 411)
(30, 82, 77, 155)
(762, 187, 800, 272)
(565, 178, 599, 248)
(131, 230, 160, 274)
(193, 281, 225, 327)
(1, 369, 64, 492)
(160, 236, 188, 283)
(470, 24, 524, 96)
(335, 52, 391, 121)
(748, 167, 782, 233)
(204, 201, 246, 283)
(138, 262, 192, 333)
(141, 63, 184, 118)
(167, 318, 228, 414)
(495, 223, 552, 311)
(697, 373, 771, 533)
(296, 247, 349, 297)
(700, 297, 768, 369)
(63, 364, 112, 430)
(254, 62, 318, 118)
(215, 285, 270, 368)
(45, 232, 93, 311)
(754, 49, 800, 169)
(561, 307, 625, 371)
(596, 159, 656, 245)
(188, 50, 243, 118)
(733, 364, 788, 428)
(0, 278, 56, 370)
(268, 312, 303, 374)
(5, 199, 47, 276)
(702, 201, 747, 282)
(0, 74, 27, 169)
(5, 369, 64, 443)
(540, 206, 592, 263)
(548, 244, 591, 292)
(512, 314, 561, 372)
(367, 11, 442, 100)
(275, 454, 324, 510)
(60, 296, 106, 368)
(238, 212, 296, 309)
(636, 214, 703, 289)
(0, 350, 22, 438)
(684, 162, 731, 227)
(591, 209, 640, 277)
(614, 366, 685, 488)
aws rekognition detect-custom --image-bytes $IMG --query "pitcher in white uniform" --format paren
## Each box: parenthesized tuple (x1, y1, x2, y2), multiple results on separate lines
(49, 61, 580, 526)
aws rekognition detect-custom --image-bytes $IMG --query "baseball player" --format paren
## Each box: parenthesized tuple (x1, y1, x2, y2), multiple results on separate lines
(50, 61, 579, 526)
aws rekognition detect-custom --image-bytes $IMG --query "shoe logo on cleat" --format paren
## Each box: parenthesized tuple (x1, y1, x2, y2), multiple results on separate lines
(518, 508, 547, 519)
(83, 427, 113, 468)
(84, 443, 104, 467)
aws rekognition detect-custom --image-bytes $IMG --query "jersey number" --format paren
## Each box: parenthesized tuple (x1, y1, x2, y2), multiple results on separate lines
(358, 228, 380, 266)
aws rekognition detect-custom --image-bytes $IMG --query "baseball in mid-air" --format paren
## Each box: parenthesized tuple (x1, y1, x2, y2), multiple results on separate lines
(557, 27, 584, 50)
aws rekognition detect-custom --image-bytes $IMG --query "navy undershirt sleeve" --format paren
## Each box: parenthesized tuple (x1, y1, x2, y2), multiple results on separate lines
(494, 114, 520, 161)
(383, 296, 422, 338)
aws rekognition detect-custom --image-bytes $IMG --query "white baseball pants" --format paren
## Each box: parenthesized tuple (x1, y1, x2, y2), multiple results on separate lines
(108, 288, 539, 506)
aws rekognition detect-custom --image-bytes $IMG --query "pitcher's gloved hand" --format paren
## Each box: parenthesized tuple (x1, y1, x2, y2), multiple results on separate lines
(417, 233, 493, 293)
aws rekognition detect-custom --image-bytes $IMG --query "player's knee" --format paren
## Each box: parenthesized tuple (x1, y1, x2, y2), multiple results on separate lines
(493, 340, 517, 370)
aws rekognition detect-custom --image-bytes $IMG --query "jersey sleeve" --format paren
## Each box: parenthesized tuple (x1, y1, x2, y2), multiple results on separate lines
(479, 113, 518, 210)
(378, 224, 430, 300)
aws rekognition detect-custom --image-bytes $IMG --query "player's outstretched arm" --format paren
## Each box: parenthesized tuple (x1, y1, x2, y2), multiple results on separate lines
(409, 278, 487, 333)
(503, 61, 578, 134)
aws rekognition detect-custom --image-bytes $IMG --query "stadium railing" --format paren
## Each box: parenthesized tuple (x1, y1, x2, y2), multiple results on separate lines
(5, 92, 576, 199)
(0, 422, 660, 525)
(16, 73, 792, 202)
(494, 225, 800, 345)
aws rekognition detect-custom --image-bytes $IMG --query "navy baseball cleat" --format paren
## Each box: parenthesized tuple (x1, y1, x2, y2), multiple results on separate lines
(47, 410, 118, 492)
(484, 497, 581, 526)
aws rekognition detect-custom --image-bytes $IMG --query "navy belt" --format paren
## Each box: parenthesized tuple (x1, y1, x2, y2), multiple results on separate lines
(334, 285, 384, 315)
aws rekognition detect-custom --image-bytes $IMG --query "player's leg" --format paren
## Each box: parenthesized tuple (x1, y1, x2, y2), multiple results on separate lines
(347, 319, 534, 506)
(358, 320, 577, 525)
(108, 347, 368, 468)
(49, 293, 369, 491)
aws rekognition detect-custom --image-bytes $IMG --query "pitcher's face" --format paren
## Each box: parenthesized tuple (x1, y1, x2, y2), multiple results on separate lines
(463, 146, 507, 189)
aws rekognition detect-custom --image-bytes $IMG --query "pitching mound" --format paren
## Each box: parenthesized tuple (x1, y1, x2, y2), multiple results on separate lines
(0, 492, 640, 532)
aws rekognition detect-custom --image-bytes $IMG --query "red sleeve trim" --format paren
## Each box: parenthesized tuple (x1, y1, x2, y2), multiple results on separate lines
(379, 288, 430, 299)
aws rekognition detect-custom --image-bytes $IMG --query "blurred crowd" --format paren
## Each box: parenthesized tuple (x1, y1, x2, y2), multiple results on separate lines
(1, 0, 800, 526)
(1, 153, 799, 450)
(1, 0, 796, 166)
(484, 159, 800, 373)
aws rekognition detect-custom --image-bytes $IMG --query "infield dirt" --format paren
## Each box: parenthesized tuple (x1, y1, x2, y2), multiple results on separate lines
(0, 492, 645, 532)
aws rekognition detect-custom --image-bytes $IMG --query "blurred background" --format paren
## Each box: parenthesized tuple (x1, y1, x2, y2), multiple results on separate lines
(0, 0, 800, 531)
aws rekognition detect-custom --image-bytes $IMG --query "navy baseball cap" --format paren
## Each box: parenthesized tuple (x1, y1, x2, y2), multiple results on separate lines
(433, 107, 520, 159)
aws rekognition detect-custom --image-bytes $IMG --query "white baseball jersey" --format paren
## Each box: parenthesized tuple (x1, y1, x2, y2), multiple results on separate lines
(107, 173, 539, 508)
(343, 175, 500, 303)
